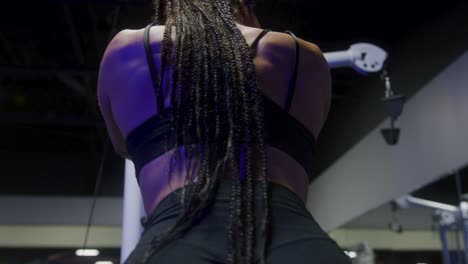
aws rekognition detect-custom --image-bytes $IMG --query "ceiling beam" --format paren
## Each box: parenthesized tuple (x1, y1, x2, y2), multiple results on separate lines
(0, 64, 96, 76)
(63, 4, 86, 66)
(57, 74, 87, 96)
(0, 32, 20, 65)
(0, 113, 103, 127)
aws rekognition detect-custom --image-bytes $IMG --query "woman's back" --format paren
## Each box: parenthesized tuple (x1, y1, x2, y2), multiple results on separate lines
(98, 23, 331, 215)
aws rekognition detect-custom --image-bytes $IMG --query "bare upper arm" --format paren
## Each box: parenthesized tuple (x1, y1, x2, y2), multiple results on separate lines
(97, 30, 133, 159)
(298, 40, 332, 134)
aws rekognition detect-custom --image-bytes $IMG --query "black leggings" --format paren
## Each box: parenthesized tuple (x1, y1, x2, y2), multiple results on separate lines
(124, 180, 352, 264)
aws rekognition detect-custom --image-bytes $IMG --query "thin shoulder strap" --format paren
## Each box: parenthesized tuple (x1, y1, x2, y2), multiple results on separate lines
(249, 29, 270, 57)
(143, 22, 165, 113)
(284, 30, 300, 113)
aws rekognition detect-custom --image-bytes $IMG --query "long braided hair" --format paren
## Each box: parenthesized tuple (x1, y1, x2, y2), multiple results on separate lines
(141, 0, 271, 263)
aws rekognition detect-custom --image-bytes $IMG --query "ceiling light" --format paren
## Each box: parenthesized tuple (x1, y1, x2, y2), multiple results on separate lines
(344, 251, 357, 258)
(75, 249, 100, 257)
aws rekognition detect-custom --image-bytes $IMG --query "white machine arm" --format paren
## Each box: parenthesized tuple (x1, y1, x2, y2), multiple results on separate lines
(323, 43, 388, 75)
(394, 194, 468, 264)
(395, 194, 459, 212)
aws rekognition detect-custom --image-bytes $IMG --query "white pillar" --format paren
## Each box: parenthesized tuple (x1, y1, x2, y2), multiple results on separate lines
(120, 159, 145, 264)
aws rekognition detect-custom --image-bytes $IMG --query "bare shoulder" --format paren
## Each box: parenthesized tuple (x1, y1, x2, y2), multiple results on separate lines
(258, 30, 332, 137)
(259, 31, 328, 71)
(100, 27, 156, 61)
(116, 26, 167, 45)
(102, 29, 135, 57)
(99, 29, 135, 76)
(98, 30, 126, 97)
(98, 29, 148, 92)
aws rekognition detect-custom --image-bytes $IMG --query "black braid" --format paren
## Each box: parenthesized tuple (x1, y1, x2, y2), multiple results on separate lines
(142, 0, 270, 263)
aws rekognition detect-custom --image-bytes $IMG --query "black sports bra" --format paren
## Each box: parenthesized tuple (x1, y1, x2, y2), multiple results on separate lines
(126, 22, 316, 184)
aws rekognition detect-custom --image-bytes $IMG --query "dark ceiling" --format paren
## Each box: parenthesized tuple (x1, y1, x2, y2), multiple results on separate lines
(0, 0, 467, 199)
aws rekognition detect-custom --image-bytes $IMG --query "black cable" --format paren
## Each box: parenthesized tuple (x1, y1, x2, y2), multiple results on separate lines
(81, 136, 110, 253)
(80, 3, 121, 254)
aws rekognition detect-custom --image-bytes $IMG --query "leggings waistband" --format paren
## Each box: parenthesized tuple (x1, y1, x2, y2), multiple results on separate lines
(141, 179, 308, 230)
